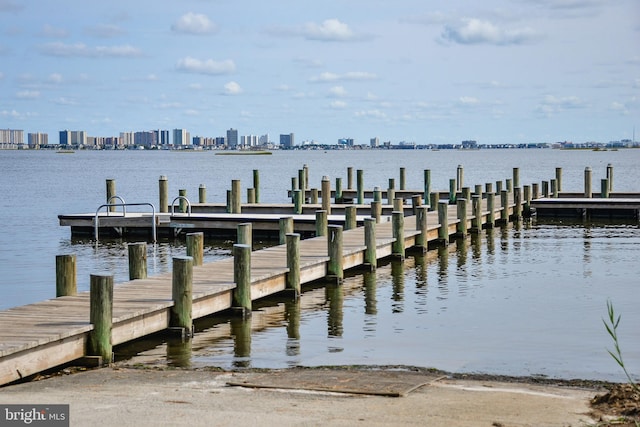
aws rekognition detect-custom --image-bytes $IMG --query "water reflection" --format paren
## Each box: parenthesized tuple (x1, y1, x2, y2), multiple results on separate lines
(391, 260, 404, 313)
(325, 284, 343, 342)
(166, 336, 192, 368)
(284, 299, 301, 356)
(231, 316, 252, 368)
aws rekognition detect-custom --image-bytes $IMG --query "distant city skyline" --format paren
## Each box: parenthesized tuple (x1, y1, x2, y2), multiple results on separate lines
(0, 1, 638, 145)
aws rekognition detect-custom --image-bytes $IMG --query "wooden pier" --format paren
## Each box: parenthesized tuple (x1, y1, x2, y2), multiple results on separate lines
(2, 164, 639, 387)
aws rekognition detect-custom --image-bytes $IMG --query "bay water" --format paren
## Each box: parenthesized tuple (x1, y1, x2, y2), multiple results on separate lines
(0, 148, 638, 381)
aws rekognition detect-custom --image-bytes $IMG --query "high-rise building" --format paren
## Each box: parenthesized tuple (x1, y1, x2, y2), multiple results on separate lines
(157, 130, 170, 146)
(338, 138, 354, 146)
(120, 132, 135, 147)
(227, 128, 238, 148)
(1, 129, 24, 147)
(59, 130, 86, 146)
(27, 132, 48, 148)
(134, 131, 157, 147)
(173, 129, 190, 146)
(279, 133, 294, 148)
(370, 137, 379, 148)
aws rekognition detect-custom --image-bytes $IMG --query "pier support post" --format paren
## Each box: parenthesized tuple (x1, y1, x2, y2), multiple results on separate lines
(487, 192, 496, 228)
(106, 179, 116, 213)
(456, 165, 464, 192)
(311, 188, 319, 204)
(601, 179, 610, 198)
(523, 185, 531, 215)
(513, 167, 520, 189)
(247, 188, 256, 204)
(424, 169, 431, 208)
(335, 178, 343, 203)
(286, 233, 301, 297)
(56, 254, 77, 297)
(532, 183, 539, 200)
(542, 181, 549, 197)
(550, 179, 558, 198)
(321, 176, 331, 215)
(506, 179, 513, 193)
(279, 216, 293, 245)
(393, 197, 404, 213)
(500, 190, 509, 223)
(253, 169, 260, 203)
(179, 189, 187, 213)
(237, 224, 252, 249)
(171, 256, 193, 336)
(347, 167, 354, 189)
(514, 187, 523, 220)
(298, 169, 306, 199)
(186, 232, 204, 266)
(231, 180, 242, 213)
(159, 175, 168, 213)
(399, 167, 406, 191)
(357, 169, 364, 204)
(387, 187, 395, 206)
(345, 205, 357, 230)
(392, 211, 405, 259)
(555, 167, 563, 192)
(606, 164, 614, 192)
(128, 243, 147, 280)
(327, 225, 343, 284)
(474, 184, 483, 198)
(294, 189, 303, 214)
(373, 186, 382, 202)
(437, 201, 449, 245)
(233, 244, 252, 316)
(449, 179, 457, 204)
(303, 164, 309, 191)
(496, 181, 503, 194)
(416, 206, 428, 249)
(472, 195, 482, 233)
(370, 201, 381, 223)
(411, 195, 422, 215)
(315, 210, 328, 237)
(429, 192, 438, 212)
(291, 177, 298, 203)
(584, 167, 593, 198)
(199, 184, 206, 203)
(364, 217, 377, 270)
(485, 182, 494, 195)
(89, 273, 113, 365)
(456, 198, 468, 237)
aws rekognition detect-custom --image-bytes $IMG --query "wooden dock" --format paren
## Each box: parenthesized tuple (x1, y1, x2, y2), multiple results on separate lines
(3, 162, 639, 386)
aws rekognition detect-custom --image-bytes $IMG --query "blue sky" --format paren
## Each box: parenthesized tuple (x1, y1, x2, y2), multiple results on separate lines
(0, 0, 638, 145)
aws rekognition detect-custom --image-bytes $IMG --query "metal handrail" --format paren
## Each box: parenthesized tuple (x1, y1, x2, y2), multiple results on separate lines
(106, 195, 126, 216)
(95, 202, 156, 242)
(170, 196, 192, 216)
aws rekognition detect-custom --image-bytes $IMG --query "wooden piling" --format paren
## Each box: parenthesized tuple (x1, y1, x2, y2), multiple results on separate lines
(429, 192, 438, 212)
(474, 184, 483, 197)
(298, 169, 306, 195)
(424, 169, 431, 208)
(392, 211, 405, 259)
(456, 198, 468, 237)
(303, 164, 309, 190)
(506, 179, 513, 193)
(523, 185, 531, 214)
(237, 224, 252, 249)
(449, 179, 457, 204)
(472, 195, 482, 232)
(357, 169, 364, 205)
(485, 182, 494, 195)
(606, 164, 613, 192)
(514, 187, 522, 220)
(106, 179, 116, 212)
(550, 179, 558, 198)
(513, 167, 520, 189)
(291, 177, 298, 202)
(456, 165, 464, 191)
(199, 184, 206, 203)
(89, 273, 113, 365)
(486, 192, 496, 228)
(327, 225, 343, 283)
(253, 169, 260, 203)
(315, 210, 327, 237)
(171, 256, 193, 335)
(186, 232, 204, 266)
(247, 188, 256, 204)
(294, 189, 303, 214)
(437, 201, 449, 244)
(584, 167, 592, 198)
(364, 217, 377, 269)
(159, 175, 168, 213)
(387, 187, 395, 205)
(286, 233, 300, 296)
(279, 216, 293, 245)
(321, 176, 331, 214)
(500, 190, 508, 223)
(415, 206, 428, 248)
(233, 244, 251, 316)
(310, 188, 318, 204)
(373, 186, 382, 202)
(179, 189, 187, 213)
(601, 179, 610, 198)
(542, 181, 549, 197)
(335, 178, 343, 203)
(347, 167, 354, 189)
(231, 180, 241, 213)
(56, 254, 77, 297)
(345, 205, 357, 230)
(128, 243, 147, 279)
(555, 167, 563, 192)
(399, 167, 406, 191)
(532, 183, 539, 200)
(411, 194, 422, 215)
(371, 201, 381, 223)
(393, 197, 404, 213)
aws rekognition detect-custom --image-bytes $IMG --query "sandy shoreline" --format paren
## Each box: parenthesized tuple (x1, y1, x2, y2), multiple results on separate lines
(0, 364, 613, 426)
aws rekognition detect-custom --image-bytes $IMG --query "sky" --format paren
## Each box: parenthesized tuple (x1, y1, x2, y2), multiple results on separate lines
(0, 0, 638, 145)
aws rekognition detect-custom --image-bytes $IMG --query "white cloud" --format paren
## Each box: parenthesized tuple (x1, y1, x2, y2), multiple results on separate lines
(16, 90, 40, 99)
(354, 109, 387, 119)
(172, 12, 217, 35)
(48, 73, 63, 84)
(85, 24, 126, 38)
(303, 19, 356, 41)
(40, 24, 68, 38)
(329, 86, 347, 97)
(39, 42, 143, 57)
(459, 96, 480, 105)
(310, 71, 376, 83)
(223, 81, 242, 95)
(441, 18, 539, 45)
(176, 57, 235, 75)
(54, 97, 78, 105)
(330, 100, 347, 109)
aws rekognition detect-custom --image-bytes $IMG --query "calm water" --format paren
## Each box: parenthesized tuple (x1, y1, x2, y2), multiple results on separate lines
(1, 148, 639, 380)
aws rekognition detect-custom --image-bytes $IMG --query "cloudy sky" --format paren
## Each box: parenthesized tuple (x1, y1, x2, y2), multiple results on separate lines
(0, 0, 638, 145)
